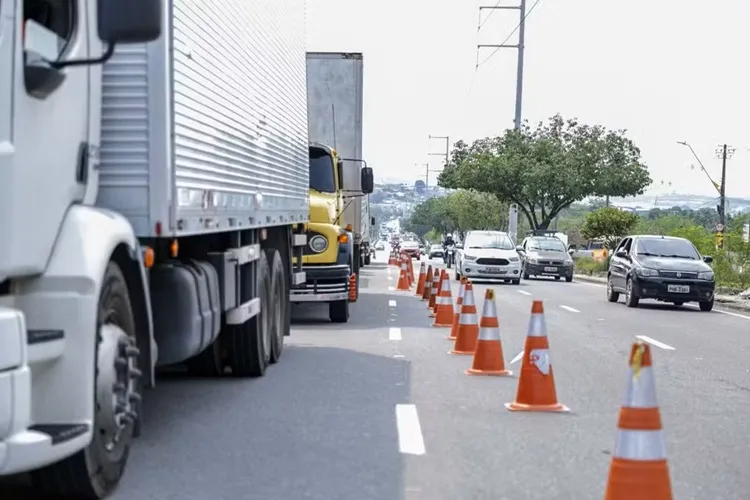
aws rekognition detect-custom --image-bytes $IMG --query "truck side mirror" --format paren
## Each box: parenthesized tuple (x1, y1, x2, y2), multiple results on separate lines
(98, 0, 163, 43)
(360, 167, 374, 194)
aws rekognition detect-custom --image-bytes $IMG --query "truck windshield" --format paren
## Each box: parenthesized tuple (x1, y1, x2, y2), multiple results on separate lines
(309, 149, 336, 193)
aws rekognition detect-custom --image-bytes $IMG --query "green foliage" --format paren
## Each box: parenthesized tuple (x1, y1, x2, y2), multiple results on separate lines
(406, 190, 508, 238)
(424, 228, 442, 243)
(581, 207, 640, 249)
(438, 114, 652, 230)
(574, 256, 609, 275)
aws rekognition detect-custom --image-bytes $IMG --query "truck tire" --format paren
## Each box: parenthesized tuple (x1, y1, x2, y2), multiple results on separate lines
(227, 251, 271, 377)
(185, 338, 224, 377)
(31, 262, 139, 499)
(265, 249, 286, 364)
(329, 300, 350, 323)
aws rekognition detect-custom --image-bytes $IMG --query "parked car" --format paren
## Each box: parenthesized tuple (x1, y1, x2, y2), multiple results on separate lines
(606, 235, 715, 311)
(375, 241, 386, 251)
(455, 231, 521, 284)
(428, 244, 444, 259)
(517, 235, 574, 282)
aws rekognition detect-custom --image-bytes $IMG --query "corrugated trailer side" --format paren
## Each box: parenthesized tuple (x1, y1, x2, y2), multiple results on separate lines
(97, 0, 309, 237)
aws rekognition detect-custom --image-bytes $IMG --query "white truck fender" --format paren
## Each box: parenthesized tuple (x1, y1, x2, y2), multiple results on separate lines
(21, 204, 156, 387)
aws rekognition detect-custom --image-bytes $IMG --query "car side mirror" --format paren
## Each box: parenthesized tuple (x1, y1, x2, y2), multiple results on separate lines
(360, 167, 374, 194)
(615, 249, 628, 258)
(456, 244, 463, 249)
(568, 249, 575, 255)
(702, 255, 713, 263)
(515, 245, 525, 253)
(99, 0, 162, 43)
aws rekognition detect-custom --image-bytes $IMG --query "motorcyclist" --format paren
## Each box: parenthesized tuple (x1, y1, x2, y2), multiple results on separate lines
(442, 235, 456, 249)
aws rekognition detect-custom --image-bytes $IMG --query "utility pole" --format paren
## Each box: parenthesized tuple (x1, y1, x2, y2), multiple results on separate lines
(477, 0, 527, 130)
(428, 135, 450, 167)
(714, 144, 736, 248)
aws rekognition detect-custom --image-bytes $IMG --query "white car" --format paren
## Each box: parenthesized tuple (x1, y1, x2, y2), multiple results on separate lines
(455, 230, 522, 284)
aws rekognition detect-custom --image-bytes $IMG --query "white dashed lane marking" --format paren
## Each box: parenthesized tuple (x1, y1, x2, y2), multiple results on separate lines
(389, 327, 402, 340)
(560, 305, 580, 313)
(395, 404, 426, 456)
(636, 335, 675, 350)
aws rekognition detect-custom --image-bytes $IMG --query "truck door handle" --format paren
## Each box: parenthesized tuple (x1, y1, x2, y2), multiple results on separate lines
(76, 142, 89, 184)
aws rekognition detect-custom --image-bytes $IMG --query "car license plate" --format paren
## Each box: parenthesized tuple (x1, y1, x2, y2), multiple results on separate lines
(544, 267, 557, 272)
(667, 284, 690, 293)
(479, 268, 504, 274)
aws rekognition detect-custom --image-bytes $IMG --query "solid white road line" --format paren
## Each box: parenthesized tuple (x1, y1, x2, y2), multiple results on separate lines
(636, 335, 676, 350)
(395, 404, 426, 455)
(684, 304, 750, 320)
(517, 290, 532, 296)
(388, 286, 395, 291)
(388, 276, 393, 281)
(388, 299, 397, 308)
(389, 327, 402, 340)
(510, 350, 524, 364)
(560, 305, 580, 313)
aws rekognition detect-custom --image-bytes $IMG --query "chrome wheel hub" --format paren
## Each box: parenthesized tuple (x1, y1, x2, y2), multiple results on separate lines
(96, 324, 141, 456)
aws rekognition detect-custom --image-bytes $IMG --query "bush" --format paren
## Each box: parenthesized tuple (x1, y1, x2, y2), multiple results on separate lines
(574, 256, 608, 275)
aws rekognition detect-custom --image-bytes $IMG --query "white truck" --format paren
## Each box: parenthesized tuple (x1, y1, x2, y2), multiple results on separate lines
(0, 0, 308, 497)
(306, 52, 373, 275)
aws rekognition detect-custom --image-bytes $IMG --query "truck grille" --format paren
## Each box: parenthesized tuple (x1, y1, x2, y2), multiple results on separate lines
(538, 260, 564, 266)
(476, 258, 510, 266)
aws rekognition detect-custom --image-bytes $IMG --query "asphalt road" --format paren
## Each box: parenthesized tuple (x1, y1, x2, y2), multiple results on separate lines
(3, 253, 750, 499)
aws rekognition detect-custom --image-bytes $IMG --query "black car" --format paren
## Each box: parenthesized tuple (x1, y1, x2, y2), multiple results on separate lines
(606, 235, 715, 311)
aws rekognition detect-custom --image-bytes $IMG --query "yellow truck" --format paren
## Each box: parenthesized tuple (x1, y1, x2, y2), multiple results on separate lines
(291, 142, 373, 322)
(292, 52, 372, 322)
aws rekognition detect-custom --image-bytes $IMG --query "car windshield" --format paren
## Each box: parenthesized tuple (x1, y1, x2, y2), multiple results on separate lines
(403, 241, 418, 248)
(466, 233, 514, 250)
(634, 238, 700, 259)
(527, 238, 566, 252)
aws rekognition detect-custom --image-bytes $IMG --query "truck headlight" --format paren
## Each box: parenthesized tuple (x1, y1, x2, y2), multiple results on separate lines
(309, 235, 328, 253)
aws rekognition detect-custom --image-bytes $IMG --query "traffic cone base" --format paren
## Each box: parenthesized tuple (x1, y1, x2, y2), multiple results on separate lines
(605, 458, 671, 500)
(504, 401, 569, 412)
(466, 342, 512, 376)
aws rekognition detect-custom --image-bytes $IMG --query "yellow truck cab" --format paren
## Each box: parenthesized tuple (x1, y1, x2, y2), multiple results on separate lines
(291, 143, 372, 322)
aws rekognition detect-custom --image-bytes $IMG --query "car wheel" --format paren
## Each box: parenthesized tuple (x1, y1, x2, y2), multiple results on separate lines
(565, 275, 573, 283)
(511, 279, 520, 285)
(606, 275, 619, 303)
(673, 302, 683, 307)
(699, 300, 714, 312)
(624, 278, 639, 308)
(522, 266, 530, 280)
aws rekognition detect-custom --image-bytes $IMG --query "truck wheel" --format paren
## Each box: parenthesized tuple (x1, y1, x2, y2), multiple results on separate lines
(32, 262, 139, 499)
(227, 252, 271, 377)
(329, 300, 350, 323)
(185, 339, 224, 377)
(266, 249, 286, 364)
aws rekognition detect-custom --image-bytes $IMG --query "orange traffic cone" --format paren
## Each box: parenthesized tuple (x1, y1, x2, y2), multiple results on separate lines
(348, 274, 358, 302)
(466, 289, 511, 376)
(421, 266, 433, 301)
(432, 272, 454, 327)
(604, 342, 673, 500)
(450, 282, 479, 355)
(505, 300, 569, 412)
(415, 262, 427, 296)
(428, 270, 440, 312)
(430, 271, 446, 317)
(396, 258, 410, 291)
(447, 277, 467, 341)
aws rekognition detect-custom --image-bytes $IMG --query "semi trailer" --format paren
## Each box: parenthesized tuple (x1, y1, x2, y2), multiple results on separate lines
(0, 0, 308, 497)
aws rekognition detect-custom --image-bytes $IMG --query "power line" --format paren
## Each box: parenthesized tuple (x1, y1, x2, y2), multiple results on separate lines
(476, 0, 543, 69)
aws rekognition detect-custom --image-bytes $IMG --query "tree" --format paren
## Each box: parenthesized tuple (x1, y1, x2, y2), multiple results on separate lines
(407, 196, 457, 236)
(438, 114, 652, 229)
(581, 207, 640, 248)
(448, 190, 507, 237)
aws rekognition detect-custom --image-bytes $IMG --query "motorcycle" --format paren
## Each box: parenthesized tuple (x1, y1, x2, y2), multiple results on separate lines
(444, 244, 455, 269)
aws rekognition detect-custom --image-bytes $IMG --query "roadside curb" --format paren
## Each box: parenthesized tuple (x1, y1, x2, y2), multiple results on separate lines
(573, 274, 750, 313)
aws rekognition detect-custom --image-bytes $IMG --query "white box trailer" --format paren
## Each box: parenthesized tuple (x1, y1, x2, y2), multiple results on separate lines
(0, 0, 307, 496)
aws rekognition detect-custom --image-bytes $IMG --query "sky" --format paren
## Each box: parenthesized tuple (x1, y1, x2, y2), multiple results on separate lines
(306, 0, 750, 198)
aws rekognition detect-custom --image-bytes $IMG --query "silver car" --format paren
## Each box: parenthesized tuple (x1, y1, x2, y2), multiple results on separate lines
(455, 231, 522, 284)
(517, 236, 575, 281)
